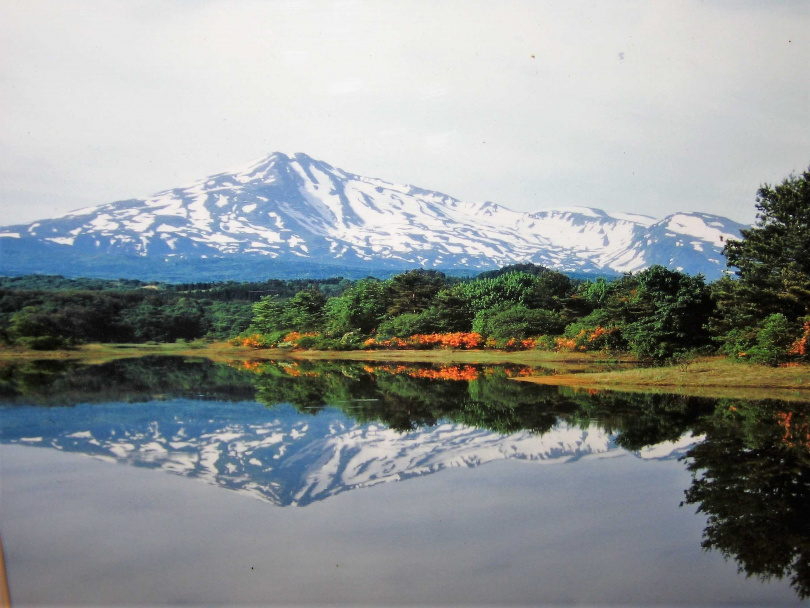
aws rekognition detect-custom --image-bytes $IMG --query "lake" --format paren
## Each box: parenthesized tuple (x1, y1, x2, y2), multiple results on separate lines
(1, 356, 808, 606)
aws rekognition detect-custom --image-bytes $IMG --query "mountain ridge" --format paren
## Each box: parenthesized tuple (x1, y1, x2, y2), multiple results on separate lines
(0, 152, 748, 281)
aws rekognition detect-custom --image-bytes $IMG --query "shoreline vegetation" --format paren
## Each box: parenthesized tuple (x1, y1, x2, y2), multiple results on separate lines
(2, 342, 808, 401)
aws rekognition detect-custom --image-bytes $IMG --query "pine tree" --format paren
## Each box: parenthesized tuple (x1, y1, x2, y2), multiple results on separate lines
(723, 167, 810, 320)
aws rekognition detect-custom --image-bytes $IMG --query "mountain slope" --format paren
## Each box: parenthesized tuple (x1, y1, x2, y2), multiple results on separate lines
(0, 152, 747, 280)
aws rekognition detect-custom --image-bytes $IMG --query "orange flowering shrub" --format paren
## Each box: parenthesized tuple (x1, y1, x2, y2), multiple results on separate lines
(364, 333, 483, 350)
(279, 331, 319, 348)
(557, 326, 620, 352)
(233, 334, 269, 349)
(588, 326, 607, 342)
(555, 336, 579, 351)
(363, 337, 409, 349)
(503, 337, 537, 351)
(410, 332, 483, 349)
(788, 321, 810, 358)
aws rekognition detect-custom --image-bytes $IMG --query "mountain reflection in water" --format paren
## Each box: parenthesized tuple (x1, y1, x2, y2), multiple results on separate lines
(1, 356, 809, 599)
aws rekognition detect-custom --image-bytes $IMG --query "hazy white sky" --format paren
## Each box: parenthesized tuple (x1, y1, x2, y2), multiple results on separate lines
(1, 0, 807, 226)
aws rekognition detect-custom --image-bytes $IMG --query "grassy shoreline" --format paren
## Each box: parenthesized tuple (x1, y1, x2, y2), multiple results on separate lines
(2, 342, 808, 399)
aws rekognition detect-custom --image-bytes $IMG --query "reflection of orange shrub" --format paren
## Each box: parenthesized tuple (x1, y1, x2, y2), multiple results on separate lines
(776, 411, 810, 451)
(363, 363, 534, 381)
(369, 363, 481, 381)
(412, 365, 480, 381)
(227, 359, 266, 373)
(503, 367, 534, 377)
(275, 362, 320, 377)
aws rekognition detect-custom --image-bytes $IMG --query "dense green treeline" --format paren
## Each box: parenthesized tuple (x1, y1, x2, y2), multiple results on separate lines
(241, 167, 809, 365)
(241, 257, 806, 365)
(0, 275, 351, 348)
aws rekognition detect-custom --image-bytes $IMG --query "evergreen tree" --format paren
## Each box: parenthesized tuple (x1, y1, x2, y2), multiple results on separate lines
(723, 167, 810, 321)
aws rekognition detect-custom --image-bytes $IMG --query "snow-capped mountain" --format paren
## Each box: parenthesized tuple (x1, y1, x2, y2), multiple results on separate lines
(0, 152, 747, 280)
(1, 400, 701, 507)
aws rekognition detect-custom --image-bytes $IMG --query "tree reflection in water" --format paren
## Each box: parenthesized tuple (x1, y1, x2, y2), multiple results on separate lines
(682, 399, 810, 599)
(2, 355, 809, 598)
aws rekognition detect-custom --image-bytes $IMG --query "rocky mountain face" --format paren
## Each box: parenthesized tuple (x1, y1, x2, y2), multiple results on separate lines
(0, 152, 747, 280)
(0, 400, 700, 506)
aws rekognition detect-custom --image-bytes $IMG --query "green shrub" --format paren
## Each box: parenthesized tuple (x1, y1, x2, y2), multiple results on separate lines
(377, 310, 442, 338)
(296, 336, 318, 350)
(717, 327, 758, 360)
(474, 305, 564, 339)
(16, 335, 70, 350)
(747, 314, 801, 366)
(534, 335, 557, 350)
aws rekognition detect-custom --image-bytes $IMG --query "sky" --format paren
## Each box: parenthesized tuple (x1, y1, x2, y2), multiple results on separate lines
(1, 1, 808, 226)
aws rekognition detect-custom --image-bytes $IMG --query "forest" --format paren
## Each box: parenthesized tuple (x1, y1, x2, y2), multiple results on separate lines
(1, 167, 808, 366)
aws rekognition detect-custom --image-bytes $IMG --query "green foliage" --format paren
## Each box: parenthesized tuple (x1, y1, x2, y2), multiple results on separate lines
(249, 288, 327, 335)
(15, 334, 72, 350)
(385, 269, 447, 316)
(295, 335, 318, 349)
(285, 289, 328, 332)
(562, 311, 628, 351)
(717, 326, 758, 360)
(475, 263, 553, 279)
(429, 290, 475, 332)
(453, 271, 539, 317)
(747, 313, 801, 366)
(250, 295, 286, 335)
(377, 309, 443, 338)
(579, 277, 611, 307)
(723, 167, 810, 321)
(473, 305, 564, 340)
(322, 279, 389, 335)
(623, 266, 714, 362)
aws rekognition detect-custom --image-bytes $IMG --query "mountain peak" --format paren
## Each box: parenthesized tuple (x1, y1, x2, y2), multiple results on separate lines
(0, 152, 748, 281)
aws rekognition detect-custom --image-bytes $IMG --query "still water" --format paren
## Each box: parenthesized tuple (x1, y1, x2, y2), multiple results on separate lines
(1, 356, 808, 606)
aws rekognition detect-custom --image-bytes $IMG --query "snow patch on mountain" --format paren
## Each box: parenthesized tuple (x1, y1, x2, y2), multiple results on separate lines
(0, 152, 748, 279)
